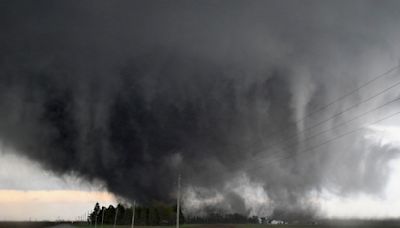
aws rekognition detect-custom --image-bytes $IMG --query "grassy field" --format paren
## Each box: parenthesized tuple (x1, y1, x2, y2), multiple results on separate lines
(73, 223, 400, 228)
(0, 221, 66, 228)
(1, 222, 400, 228)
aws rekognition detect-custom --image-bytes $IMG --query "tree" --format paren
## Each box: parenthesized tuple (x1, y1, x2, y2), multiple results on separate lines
(104, 205, 116, 224)
(89, 202, 100, 224)
(115, 204, 125, 225)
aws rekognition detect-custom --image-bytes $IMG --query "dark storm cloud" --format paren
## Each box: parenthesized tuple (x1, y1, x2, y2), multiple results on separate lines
(1, 0, 400, 219)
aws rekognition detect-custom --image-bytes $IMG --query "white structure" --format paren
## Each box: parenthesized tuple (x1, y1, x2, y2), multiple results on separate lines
(270, 220, 284, 224)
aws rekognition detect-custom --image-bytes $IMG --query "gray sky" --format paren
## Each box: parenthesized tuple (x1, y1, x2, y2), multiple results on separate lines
(1, 0, 400, 220)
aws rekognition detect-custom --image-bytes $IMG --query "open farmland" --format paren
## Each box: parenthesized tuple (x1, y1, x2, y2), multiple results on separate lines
(1, 222, 400, 228)
(71, 223, 400, 228)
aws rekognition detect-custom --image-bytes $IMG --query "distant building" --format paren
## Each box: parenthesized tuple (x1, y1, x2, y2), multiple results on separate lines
(270, 219, 285, 224)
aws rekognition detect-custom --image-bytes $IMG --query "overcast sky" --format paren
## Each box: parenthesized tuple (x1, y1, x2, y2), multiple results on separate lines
(1, 0, 400, 221)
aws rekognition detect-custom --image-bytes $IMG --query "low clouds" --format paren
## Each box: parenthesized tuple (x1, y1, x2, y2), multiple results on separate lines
(1, 0, 400, 219)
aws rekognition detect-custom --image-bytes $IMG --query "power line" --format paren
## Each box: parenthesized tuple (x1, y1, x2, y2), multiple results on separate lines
(251, 64, 399, 154)
(234, 69, 400, 165)
(295, 64, 399, 123)
(189, 110, 400, 201)
(211, 65, 400, 171)
(233, 93, 400, 168)
(280, 75, 400, 146)
(218, 74, 400, 171)
(188, 65, 400, 188)
(244, 109, 400, 172)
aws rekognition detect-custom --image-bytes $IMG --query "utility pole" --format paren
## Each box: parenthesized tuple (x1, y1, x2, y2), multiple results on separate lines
(113, 206, 119, 228)
(101, 208, 105, 228)
(131, 201, 136, 228)
(176, 174, 181, 228)
(95, 212, 97, 228)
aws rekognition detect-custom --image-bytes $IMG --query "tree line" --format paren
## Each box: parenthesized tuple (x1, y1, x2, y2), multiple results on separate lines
(88, 202, 184, 226)
(89, 202, 263, 226)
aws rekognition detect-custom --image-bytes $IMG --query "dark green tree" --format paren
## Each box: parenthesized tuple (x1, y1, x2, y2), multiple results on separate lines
(115, 204, 125, 225)
(104, 205, 115, 224)
(89, 202, 100, 224)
